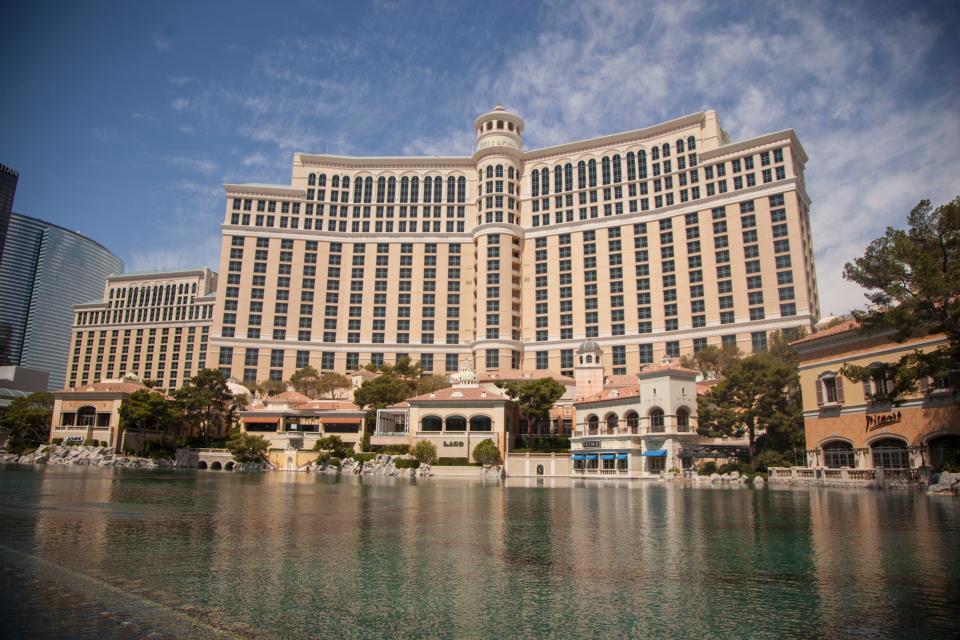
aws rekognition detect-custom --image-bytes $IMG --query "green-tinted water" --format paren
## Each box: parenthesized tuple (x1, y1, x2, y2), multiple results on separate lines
(0, 466, 957, 639)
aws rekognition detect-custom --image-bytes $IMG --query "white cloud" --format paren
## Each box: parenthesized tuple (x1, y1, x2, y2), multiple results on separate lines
(127, 233, 221, 273)
(152, 35, 171, 52)
(171, 97, 190, 111)
(166, 155, 218, 175)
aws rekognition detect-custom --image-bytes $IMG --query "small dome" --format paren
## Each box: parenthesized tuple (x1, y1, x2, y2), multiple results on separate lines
(577, 339, 602, 354)
(226, 379, 252, 397)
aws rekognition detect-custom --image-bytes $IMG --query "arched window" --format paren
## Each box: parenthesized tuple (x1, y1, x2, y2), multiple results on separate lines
(77, 405, 96, 427)
(307, 173, 316, 186)
(486, 165, 493, 179)
(531, 170, 539, 197)
(457, 176, 466, 202)
(823, 441, 855, 468)
(447, 176, 456, 203)
(318, 173, 327, 186)
(626, 152, 636, 181)
(554, 165, 563, 193)
(588, 159, 597, 187)
(353, 179, 363, 203)
(687, 136, 696, 150)
(662, 143, 670, 157)
(587, 415, 599, 433)
(399, 177, 409, 202)
(332, 175, 340, 188)
(423, 176, 433, 203)
(421, 415, 442, 432)
(495, 164, 503, 177)
(625, 411, 639, 431)
(649, 408, 665, 433)
(601, 156, 611, 185)
(446, 415, 467, 431)
(638, 150, 647, 179)
(387, 177, 396, 202)
(677, 407, 690, 432)
(871, 438, 909, 468)
(652, 146, 659, 161)
(376, 177, 386, 203)
(469, 415, 492, 431)
(342, 175, 350, 190)
(433, 175, 442, 202)
(605, 413, 618, 432)
(577, 161, 586, 189)
(564, 163, 573, 191)
(410, 177, 419, 203)
(676, 138, 685, 154)
(540, 168, 550, 195)
(612, 154, 622, 183)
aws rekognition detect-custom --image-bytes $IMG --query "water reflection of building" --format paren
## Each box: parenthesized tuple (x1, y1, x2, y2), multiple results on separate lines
(794, 322, 960, 471)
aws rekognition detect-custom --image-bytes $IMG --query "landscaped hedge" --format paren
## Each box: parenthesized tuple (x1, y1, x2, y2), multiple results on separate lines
(395, 458, 420, 470)
(350, 452, 377, 463)
(434, 457, 479, 466)
(372, 444, 410, 455)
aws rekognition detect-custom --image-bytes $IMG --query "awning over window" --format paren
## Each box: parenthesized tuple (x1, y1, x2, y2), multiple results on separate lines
(572, 453, 587, 461)
(600, 453, 617, 460)
(241, 417, 280, 424)
(586, 453, 598, 461)
(616, 453, 628, 461)
(642, 449, 667, 457)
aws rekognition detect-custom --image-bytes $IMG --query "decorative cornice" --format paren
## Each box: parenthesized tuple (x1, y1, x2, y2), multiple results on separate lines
(295, 153, 474, 170)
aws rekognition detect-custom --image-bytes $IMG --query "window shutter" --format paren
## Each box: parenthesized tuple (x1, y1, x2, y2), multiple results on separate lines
(835, 377, 844, 403)
(815, 379, 823, 405)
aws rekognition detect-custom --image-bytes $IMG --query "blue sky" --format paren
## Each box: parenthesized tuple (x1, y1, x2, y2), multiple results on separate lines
(2, 0, 958, 316)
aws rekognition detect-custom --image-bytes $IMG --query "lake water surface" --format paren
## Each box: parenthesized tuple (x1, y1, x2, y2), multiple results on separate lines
(0, 466, 957, 639)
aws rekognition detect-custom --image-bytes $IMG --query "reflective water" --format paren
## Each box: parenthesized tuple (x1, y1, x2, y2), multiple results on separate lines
(0, 466, 958, 639)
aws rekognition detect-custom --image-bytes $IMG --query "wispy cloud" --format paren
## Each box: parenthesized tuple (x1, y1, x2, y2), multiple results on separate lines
(152, 35, 171, 52)
(166, 155, 218, 175)
(170, 97, 190, 111)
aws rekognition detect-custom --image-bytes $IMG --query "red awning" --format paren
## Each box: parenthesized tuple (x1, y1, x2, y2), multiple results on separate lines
(241, 417, 280, 424)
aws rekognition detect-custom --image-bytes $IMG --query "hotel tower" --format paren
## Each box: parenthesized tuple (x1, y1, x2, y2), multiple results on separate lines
(211, 107, 819, 384)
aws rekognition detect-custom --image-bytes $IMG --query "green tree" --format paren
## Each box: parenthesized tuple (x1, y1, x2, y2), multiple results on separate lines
(353, 371, 418, 439)
(415, 374, 451, 395)
(411, 440, 437, 464)
(841, 196, 960, 403)
(174, 369, 240, 445)
(471, 438, 501, 465)
(313, 434, 351, 458)
(697, 352, 803, 460)
(495, 378, 566, 435)
(118, 389, 182, 435)
(253, 379, 287, 398)
(679, 344, 741, 379)
(226, 431, 269, 464)
(289, 365, 320, 397)
(316, 372, 352, 399)
(1, 392, 53, 452)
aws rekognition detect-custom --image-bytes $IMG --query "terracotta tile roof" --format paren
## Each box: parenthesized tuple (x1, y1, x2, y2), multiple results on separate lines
(350, 369, 381, 379)
(57, 381, 171, 399)
(479, 369, 574, 383)
(790, 319, 860, 345)
(297, 399, 361, 411)
(386, 401, 410, 409)
(406, 385, 509, 403)
(637, 362, 699, 376)
(575, 387, 642, 405)
(265, 390, 312, 404)
(696, 379, 720, 396)
(604, 374, 638, 387)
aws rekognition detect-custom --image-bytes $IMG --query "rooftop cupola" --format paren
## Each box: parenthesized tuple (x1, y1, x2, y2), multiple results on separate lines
(473, 105, 524, 158)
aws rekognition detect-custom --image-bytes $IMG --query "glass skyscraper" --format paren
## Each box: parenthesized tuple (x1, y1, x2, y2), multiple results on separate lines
(0, 213, 123, 390)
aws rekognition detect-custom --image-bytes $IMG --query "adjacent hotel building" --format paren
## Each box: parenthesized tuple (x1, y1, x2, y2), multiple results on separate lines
(208, 106, 819, 382)
(65, 268, 217, 392)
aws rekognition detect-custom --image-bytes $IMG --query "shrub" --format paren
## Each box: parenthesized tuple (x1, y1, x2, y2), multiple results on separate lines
(472, 439, 502, 466)
(435, 457, 476, 466)
(351, 452, 376, 463)
(328, 457, 341, 468)
(395, 458, 420, 470)
(140, 439, 177, 460)
(225, 431, 269, 464)
(698, 461, 718, 476)
(410, 440, 437, 465)
(82, 438, 97, 447)
(753, 450, 792, 472)
(314, 451, 331, 465)
(313, 435, 352, 459)
(941, 449, 960, 473)
(372, 444, 410, 455)
(717, 462, 745, 475)
(51, 438, 63, 445)
(513, 435, 571, 453)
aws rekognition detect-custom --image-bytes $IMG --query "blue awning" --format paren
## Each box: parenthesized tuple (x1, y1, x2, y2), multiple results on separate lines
(585, 453, 599, 461)
(616, 453, 628, 461)
(642, 449, 667, 457)
(600, 453, 616, 460)
(572, 453, 587, 461)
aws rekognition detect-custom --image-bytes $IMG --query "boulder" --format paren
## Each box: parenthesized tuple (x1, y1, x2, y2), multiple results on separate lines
(710, 473, 721, 483)
(753, 476, 766, 487)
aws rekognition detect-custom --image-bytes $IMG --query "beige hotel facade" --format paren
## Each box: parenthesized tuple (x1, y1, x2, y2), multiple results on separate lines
(211, 106, 819, 384)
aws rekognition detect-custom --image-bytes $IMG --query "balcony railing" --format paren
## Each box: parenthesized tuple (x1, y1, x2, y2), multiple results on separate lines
(572, 424, 695, 437)
(768, 467, 926, 484)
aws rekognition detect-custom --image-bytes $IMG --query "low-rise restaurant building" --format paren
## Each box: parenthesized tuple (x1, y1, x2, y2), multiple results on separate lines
(793, 321, 960, 475)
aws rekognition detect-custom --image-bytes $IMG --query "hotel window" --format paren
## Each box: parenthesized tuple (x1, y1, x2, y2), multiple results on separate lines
(536, 351, 549, 370)
(750, 331, 768, 352)
(816, 372, 844, 405)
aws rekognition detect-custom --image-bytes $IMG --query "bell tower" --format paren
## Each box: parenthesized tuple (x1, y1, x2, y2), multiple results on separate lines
(574, 339, 604, 400)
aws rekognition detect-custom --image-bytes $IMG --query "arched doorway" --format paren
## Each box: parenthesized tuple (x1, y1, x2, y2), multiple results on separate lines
(469, 415, 492, 432)
(421, 415, 442, 432)
(587, 415, 599, 434)
(625, 411, 639, 433)
(536, 464, 544, 476)
(225, 461, 235, 471)
(77, 405, 96, 427)
(676, 407, 690, 432)
(649, 408, 665, 433)
(927, 434, 960, 470)
(445, 415, 467, 432)
(871, 438, 909, 468)
(210, 461, 222, 471)
(197, 461, 208, 470)
(822, 441, 855, 468)
(605, 413, 618, 433)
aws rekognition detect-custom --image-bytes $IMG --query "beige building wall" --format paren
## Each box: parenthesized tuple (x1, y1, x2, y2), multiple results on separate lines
(66, 268, 217, 392)
(209, 107, 818, 384)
